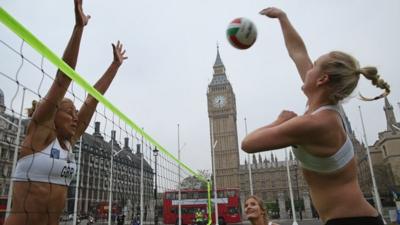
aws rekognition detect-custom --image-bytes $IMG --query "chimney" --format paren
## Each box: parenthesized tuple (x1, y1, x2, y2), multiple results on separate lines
(95, 122, 100, 133)
(124, 137, 129, 148)
(111, 130, 116, 140)
(136, 144, 141, 154)
(93, 121, 103, 139)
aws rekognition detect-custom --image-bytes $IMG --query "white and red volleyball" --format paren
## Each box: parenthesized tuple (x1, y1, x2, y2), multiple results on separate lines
(226, 17, 257, 50)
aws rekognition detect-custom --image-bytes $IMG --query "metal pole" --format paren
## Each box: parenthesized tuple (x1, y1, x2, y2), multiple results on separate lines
(140, 133, 144, 225)
(295, 163, 302, 220)
(177, 124, 181, 225)
(6, 88, 25, 219)
(286, 148, 298, 225)
(207, 180, 212, 225)
(210, 119, 219, 225)
(153, 147, 159, 225)
(73, 136, 83, 225)
(358, 106, 383, 215)
(108, 138, 114, 225)
(212, 140, 219, 225)
(244, 118, 253, 195)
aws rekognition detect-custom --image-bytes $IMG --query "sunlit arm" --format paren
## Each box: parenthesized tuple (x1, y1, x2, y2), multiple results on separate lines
(71, 62, 121, 144)
(277, 14, 312, 82)
(241, 115, 324, 153)
(32, 0, 89, 125)
(71, 42, 127, 144)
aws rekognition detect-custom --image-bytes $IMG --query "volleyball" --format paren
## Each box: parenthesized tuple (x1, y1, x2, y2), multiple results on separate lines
(226, 17, 257, 50)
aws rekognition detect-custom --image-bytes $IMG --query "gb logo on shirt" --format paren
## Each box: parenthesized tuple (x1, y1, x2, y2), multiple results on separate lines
(50, 147, 60, 159)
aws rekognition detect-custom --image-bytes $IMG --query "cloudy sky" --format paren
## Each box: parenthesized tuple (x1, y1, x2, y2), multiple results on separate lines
(1, 0, 399, 173)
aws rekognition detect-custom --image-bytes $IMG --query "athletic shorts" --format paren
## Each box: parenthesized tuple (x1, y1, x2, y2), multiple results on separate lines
(325, 215, 384, 225)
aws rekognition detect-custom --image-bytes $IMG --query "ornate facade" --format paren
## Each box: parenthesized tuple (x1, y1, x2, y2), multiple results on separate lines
(207, 47, 240, 189)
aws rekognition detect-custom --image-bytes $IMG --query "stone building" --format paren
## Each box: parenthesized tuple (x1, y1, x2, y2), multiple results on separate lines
(0, 88, 29, 197)
(207, 47, 240, 189)
(68, 121, 154, 218)
(356, 97, 400, 206)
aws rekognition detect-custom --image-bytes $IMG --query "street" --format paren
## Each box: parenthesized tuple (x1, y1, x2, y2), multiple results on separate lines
(71, 218, 323, 225)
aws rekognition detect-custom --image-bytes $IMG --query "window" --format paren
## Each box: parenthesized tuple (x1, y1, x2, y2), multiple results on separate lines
(228, 207, 239, 214)
(226, 190, 236, 197)
(166, 192, 177, 200)
(382, 145, 387, 157)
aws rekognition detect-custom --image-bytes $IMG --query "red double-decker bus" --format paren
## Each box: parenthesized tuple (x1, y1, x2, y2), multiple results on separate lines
(163, 188, 242, 225)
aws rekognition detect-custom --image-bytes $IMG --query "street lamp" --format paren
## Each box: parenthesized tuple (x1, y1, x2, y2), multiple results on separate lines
(153, 146, 159, 225)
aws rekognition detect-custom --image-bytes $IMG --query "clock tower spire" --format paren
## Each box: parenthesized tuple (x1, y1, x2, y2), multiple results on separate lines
(207, 47, 240, 189)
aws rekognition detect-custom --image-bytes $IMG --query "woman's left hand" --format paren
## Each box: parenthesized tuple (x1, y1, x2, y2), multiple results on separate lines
(112, 41, 128, 66)
(276, 110, 298, 123)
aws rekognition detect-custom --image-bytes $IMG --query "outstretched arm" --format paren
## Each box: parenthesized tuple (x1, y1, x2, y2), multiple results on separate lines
(32, 0, 90, 125)
(241, 110, 325, 153)
(71, 41, 128, 144)
(260, 7, 312, 82)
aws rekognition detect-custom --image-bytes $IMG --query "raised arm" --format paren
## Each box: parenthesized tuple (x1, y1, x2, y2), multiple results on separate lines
(71, 41, 128, 144)
(260, 7, 312, 82)
(32, 0, 90, 125)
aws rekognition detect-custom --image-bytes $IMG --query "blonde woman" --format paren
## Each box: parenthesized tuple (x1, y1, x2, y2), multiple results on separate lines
(245, 196, 279, 225)
(4, 0, 127, 225)
(241, 7, 389, 225)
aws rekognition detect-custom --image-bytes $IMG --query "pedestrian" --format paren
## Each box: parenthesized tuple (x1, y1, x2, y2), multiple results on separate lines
(245, 195, 279, 225)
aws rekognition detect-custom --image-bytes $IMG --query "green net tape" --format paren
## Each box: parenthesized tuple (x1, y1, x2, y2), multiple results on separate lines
(0, 7, 208, 184)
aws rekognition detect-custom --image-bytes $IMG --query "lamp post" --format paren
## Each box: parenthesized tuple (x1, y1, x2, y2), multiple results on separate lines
(244, 117, 254, 195)
(153, 146, 159, 225)
(358, 106, 383, 215)
(286, 148, 298, 225)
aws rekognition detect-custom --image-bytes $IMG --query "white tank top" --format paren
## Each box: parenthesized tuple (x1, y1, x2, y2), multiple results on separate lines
(13, 138, 77, 186)
(292, 105, 354, 173)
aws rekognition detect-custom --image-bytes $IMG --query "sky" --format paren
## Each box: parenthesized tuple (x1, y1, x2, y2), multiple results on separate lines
(1, 0, 399, 173)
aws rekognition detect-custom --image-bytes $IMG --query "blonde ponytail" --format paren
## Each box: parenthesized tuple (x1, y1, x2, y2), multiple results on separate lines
(358, 67, 390, 101)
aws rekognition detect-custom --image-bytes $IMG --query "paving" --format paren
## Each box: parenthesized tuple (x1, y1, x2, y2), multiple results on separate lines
(75, 218, 323, 225)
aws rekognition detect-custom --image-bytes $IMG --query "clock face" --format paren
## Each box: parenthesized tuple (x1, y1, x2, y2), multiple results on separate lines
(213, 95, 226, 108)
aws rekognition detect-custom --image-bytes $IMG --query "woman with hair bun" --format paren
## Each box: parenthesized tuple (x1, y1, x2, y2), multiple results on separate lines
(242, 7, 388, 225)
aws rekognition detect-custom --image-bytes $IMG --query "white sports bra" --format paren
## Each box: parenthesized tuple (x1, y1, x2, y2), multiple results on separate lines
(13, 138, 76, 186)
(292, 105, 354, 173)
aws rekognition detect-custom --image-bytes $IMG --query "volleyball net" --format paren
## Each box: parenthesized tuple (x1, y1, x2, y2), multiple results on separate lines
(0, 8, 212, 225)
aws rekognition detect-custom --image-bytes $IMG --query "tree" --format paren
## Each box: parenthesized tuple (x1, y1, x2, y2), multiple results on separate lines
(179, 170, 211, 190)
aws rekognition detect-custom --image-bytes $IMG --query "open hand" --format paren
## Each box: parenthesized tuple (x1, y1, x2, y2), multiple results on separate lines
(74, 0, 91, 27)
(112, 41, 128, 66)
(259, 7, 286, 19)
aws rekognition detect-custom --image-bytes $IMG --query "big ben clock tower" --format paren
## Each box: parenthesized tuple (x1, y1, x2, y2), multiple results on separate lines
(207, 47, 240, 189)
